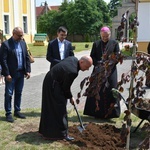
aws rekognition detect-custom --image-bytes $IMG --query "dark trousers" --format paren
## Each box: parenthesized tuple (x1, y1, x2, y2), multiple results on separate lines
(4, 71, 24, 116)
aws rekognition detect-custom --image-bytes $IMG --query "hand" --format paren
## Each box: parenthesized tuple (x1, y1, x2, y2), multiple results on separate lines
(6, 75, 12, 82)
(25, 72, 30, 79)
(70, 97, 75, 105)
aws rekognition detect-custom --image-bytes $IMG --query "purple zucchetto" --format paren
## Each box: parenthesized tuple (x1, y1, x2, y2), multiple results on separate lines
(100, 26, 110, 32)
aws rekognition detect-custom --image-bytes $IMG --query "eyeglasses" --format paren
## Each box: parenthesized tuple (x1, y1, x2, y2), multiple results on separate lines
(16, 33, 23, 37)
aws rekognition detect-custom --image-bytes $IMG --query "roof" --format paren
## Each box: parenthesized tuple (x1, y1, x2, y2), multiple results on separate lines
(36, 5, 60, 17)
(50, 6, 60, 11)
(36, 7, 44, 17)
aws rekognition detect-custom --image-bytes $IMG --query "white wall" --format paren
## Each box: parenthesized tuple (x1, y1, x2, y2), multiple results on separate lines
(137, 3, 150, 42)
(30, 0, 36, 35)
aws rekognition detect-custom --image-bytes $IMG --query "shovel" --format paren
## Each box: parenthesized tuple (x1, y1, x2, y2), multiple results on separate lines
(73, 103, 86, 133)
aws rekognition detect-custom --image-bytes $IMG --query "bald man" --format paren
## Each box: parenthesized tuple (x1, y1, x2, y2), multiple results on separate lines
(39, 56, 92, 141)
(0, 27, 31, 122)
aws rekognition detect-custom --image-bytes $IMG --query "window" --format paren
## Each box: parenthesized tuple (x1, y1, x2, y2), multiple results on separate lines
(4, 15, 9, 34)
(23, 16, 28, 33)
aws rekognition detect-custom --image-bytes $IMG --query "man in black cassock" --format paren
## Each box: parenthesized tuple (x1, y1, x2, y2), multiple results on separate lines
(84, 26, 121, 119)
(39, 56, 93, 141)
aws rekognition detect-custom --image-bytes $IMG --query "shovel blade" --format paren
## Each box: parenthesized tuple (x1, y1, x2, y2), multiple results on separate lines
(77, 124, 88, 133)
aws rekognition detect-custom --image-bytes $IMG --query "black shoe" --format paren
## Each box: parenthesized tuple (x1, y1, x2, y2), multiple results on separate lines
(14, 112, 26, 119)
(65, 136, 74, 141)
(6, 114, 14, 123)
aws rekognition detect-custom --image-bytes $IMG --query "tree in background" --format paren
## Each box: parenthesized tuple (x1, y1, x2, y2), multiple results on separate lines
(37, 11, 59, 36)
(96, 0, 111, 26)
(109, 0, 122, 18)
(37, 0, 111, 41)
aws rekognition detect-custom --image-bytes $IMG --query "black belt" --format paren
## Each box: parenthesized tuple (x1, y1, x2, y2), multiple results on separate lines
(17, 69, 24, 72)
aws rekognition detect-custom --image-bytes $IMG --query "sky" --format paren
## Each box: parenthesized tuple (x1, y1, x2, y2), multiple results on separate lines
(36, 0, 110, 6)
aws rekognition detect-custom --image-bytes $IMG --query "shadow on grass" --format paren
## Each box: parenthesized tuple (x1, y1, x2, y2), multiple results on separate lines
(0, 116, 7, 122)
(0, 111, 41, 121)
(23, 111, 41, 117)
(68, 115, 116, 124)
(15, 131, 54, 145)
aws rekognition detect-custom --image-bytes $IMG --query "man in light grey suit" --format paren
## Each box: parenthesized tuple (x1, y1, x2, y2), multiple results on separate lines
(46, 26, 74, 69)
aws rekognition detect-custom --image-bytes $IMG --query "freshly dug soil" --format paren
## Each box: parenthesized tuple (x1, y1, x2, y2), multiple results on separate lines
(13, 116, 149, 149)
(64, 123, 125, 150)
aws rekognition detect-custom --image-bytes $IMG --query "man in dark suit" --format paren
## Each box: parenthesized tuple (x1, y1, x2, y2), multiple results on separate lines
(46, 26, 74, 69)
(39, 56, 93, 141)
(0, 27, 31, 122)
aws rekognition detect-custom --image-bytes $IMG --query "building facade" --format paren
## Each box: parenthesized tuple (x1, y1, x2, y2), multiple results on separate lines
(137, 0, 150, 52)
(112, 0, 150, 52)
(0, 0, 36, 43)
(112, 0, 135, 42)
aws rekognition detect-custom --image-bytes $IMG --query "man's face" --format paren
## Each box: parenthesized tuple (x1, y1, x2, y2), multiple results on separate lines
(57, 31, 67, 41)
(100, 32, 110, 43)
(13, 30, 24, 42)
(80, 61, 92, 71)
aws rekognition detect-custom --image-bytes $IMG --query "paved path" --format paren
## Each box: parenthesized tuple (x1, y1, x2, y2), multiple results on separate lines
(0, 50, 149, 114)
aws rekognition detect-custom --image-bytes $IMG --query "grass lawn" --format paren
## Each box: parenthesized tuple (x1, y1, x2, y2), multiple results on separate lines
(28, 42, 93, 57)
(121, 48, 132, 58)
(28, 42, 132, 58)
(0, 108, 148, 149)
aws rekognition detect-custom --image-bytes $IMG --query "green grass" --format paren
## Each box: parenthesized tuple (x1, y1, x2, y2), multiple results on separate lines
(28, 42, 92, 57)
(0, 108, 148, 149)
(28, 42, 133, 58)
(0, 109, 75, 150)
(72, 42, 93, 52)
(121, 48, 132, 57)
(28, 44, 47, 57)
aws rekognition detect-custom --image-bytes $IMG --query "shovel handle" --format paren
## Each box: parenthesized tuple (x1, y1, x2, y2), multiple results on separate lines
(73, 104, 85, 130)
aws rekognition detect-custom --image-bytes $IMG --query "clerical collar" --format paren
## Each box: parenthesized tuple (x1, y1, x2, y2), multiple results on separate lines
(101, 40, 108, 45)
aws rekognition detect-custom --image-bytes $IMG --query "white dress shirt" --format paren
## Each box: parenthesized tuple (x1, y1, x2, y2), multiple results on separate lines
(58, 38, 65, 60)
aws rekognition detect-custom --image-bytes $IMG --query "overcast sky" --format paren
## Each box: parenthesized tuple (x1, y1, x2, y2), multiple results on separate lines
(36, 0, 110, 6)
